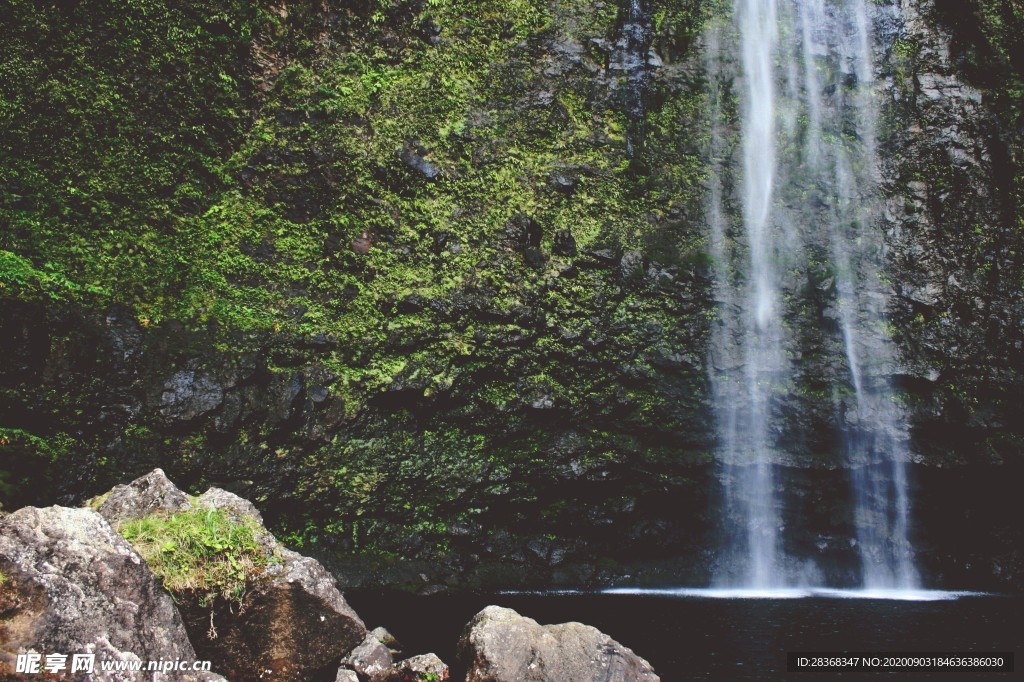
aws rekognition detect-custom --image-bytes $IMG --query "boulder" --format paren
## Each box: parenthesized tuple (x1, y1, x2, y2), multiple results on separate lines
(370, 626, 402, 654)
(389, 653, 449, 681)
(458, 606, 659, 682)
(187, 548, 366, 681)
(94, 469, 367, 682)
(341, 632, 393, 681)
(92, 468, 191, 528)
(195, 487, 264, 525)
(0, 506, 224, 681)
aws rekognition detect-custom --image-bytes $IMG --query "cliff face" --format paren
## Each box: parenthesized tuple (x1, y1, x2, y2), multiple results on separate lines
(1, 0, 1021, 590)
(882, 0, 1024, 467)
(878, 0, 1024, 585)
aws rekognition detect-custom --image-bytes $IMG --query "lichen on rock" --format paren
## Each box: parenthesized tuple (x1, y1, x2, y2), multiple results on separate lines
(0, 505, 224, 681)
(458, 605, 659, 682)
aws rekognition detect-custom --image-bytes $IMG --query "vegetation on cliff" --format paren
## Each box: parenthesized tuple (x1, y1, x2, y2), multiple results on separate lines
(882, 0, 1024, 466)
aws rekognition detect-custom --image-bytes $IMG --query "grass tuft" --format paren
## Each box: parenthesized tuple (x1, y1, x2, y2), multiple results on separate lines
(120, 508, 275, 607)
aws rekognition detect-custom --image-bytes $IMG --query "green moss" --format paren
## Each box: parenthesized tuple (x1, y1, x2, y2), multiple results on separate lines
(85, 491, 112, 511)
(120, 508, 275, 607)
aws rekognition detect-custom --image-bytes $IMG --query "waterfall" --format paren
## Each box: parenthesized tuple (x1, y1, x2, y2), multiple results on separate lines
(613, 0, 652, 158)
(707, 0, 919, 589)
(707, 1, 792, 589)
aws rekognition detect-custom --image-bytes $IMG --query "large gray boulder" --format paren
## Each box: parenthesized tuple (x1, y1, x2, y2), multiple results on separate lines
(93, 469, 366, 682)
(0, 506, 224, 681)
(458, 606, 659, 682)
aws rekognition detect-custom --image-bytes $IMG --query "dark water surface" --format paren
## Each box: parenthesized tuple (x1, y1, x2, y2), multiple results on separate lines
(345, 590, 1021, 681)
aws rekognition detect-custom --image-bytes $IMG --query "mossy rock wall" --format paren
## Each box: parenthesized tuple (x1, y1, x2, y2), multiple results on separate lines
(1, 0, 719, 587)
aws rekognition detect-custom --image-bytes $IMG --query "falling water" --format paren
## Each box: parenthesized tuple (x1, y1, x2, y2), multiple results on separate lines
(707, 0, 919, 589)
(707, 1, 791, 589)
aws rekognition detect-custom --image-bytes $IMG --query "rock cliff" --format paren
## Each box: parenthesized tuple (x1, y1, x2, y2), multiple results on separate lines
(0, 0, 1020, 589)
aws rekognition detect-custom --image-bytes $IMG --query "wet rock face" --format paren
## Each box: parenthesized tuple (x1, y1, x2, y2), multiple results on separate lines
(0, 506, 221, 681)
(610, 0, 654, 155)
(458, 605, 659, 682)
(399, 140, 442, 179)
(0, 0, 719, 594)
(160, 370, 224, 422)
(0, 0, 1020, 595)
(876, 0, 1024, 467)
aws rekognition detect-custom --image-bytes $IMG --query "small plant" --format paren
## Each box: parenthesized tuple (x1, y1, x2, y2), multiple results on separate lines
(120, 508, 275, 608)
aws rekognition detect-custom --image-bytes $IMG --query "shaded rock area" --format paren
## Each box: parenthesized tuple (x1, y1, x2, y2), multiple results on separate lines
(190, 549, 366, 682)
(875, 0, 1024, 470)
(93, 470, 367, 682)
(0, 506, 224, 681)
(458, 605, 659, 682)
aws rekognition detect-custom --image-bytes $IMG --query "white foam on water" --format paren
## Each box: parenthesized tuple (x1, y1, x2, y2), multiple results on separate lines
(605, 587, 814, 600)
(602, 587, 987, 602)
(496, 588, 588, 596)
(808, 588, 985, 602)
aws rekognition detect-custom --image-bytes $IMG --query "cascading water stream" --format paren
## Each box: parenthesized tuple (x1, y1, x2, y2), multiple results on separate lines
(707, 0, 919, 590)
(708, 0, 791, 589)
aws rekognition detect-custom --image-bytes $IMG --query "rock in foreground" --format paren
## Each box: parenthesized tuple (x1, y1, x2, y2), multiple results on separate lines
(0, 506, 222, 681)
(458, 605, 659, 682)
(94, 469, 366, 682)
(340, 631, 393, 682)
(390, 653, 449, 681)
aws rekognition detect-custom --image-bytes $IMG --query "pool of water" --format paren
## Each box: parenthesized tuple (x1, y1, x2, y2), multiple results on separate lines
(345, 588, 1021, 680)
